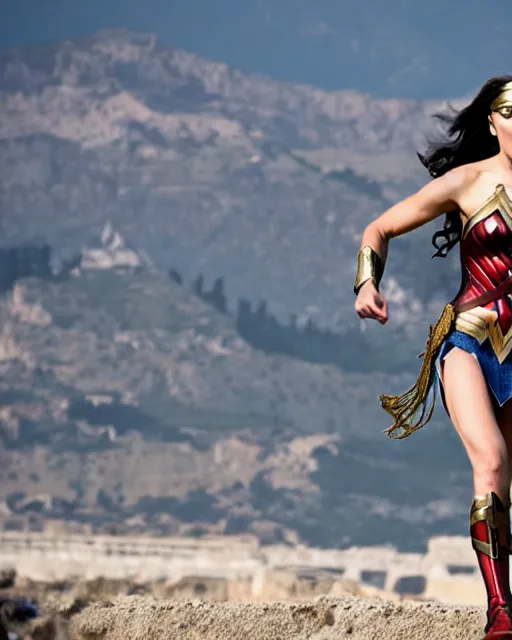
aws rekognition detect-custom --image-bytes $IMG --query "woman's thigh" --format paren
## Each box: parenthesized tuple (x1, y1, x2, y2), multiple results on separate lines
(441, 347, 507, 469)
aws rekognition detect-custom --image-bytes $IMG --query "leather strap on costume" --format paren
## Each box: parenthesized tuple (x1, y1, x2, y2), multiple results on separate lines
(454, 274, 512, 314)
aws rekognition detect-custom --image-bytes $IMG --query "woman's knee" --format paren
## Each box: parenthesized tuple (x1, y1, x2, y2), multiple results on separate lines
(471, 444, 509, 484)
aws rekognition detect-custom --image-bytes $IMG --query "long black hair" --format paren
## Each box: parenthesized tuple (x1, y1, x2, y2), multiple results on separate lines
(418, 75, 512, 257)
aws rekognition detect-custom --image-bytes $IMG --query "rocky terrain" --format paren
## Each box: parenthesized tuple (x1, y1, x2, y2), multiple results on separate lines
(68, 596, 487, 640)
(0, 30, 476, 550)
(0, 567, 487, 640)
(3, 591, 490, 640)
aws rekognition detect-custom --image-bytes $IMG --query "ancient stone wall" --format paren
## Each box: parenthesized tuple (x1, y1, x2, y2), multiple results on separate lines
(0, 532, 488, 605)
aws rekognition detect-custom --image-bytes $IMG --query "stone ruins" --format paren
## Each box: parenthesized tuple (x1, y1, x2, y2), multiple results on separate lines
(0, 531, 487, 605)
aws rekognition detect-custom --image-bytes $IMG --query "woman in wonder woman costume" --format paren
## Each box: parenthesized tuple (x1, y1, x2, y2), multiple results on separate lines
(354, 76, 512, 639)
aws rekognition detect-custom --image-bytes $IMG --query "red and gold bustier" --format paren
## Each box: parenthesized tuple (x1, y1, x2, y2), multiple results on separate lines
(453, 184, 512, 362)
(380, 184, 512, 438)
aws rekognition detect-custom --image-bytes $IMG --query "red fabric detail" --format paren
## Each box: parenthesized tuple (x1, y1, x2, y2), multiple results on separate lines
(454, 211, 512, 334)
(471, 517, 512, 637)
(484, 603, 512, 638)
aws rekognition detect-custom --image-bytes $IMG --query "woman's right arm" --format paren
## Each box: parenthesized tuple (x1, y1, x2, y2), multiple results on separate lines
(354, 165, 473, 324)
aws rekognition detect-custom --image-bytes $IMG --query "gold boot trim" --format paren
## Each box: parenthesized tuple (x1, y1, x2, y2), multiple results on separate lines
(380, 302, 455, 439)
(470, 492, 509, 560)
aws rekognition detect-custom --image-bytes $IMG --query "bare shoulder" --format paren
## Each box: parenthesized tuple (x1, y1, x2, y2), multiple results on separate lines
(438, 164, 480, 194)
(423, 164, 482, 213)
(370, 163, 491, 240)
(411, 165, 478, 212)
(447, 160, 505, 216)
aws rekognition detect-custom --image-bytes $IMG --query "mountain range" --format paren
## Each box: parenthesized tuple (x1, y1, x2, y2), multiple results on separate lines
(0, 30, 475, 550)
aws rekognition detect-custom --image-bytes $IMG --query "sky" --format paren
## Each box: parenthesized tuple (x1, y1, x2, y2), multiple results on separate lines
(1, 0, 511, 99)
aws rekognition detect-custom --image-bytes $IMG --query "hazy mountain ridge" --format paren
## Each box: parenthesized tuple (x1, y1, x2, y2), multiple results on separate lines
(0, 29, 440, 150)
(0, 31, 473, 548)
(0, 29, 461, 330)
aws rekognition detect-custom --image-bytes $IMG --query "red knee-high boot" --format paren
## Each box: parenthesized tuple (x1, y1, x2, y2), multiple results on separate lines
(471, 492, 512, 639)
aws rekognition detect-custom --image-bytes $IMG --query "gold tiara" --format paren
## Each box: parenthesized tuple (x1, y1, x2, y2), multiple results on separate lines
(491, 81, 512, 111)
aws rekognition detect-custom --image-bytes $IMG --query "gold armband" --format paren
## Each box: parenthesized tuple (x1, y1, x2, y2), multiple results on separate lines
(353, 245, 383, 295)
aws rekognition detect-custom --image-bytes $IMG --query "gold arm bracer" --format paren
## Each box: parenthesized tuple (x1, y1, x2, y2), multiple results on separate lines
(353, 245, 384, 295)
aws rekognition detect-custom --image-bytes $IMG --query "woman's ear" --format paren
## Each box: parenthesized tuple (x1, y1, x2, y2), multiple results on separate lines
(489, 115, 497, 136)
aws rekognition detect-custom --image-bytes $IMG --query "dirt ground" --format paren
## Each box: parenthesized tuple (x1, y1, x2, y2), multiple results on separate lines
(65, 595, 487, 640)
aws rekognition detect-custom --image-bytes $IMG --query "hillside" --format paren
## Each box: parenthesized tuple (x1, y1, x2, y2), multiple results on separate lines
(0, 262, 471, 549)
(0, 29, 463, 330)
(0, 31, 474, 549)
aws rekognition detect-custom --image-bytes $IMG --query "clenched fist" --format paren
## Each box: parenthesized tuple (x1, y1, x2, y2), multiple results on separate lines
(354, 280, 388, 325)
